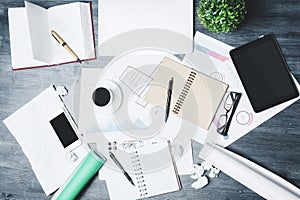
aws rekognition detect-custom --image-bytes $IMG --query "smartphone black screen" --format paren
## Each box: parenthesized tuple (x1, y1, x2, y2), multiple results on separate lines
(50, 112, 78, 148)
(230, 34, 299, 112)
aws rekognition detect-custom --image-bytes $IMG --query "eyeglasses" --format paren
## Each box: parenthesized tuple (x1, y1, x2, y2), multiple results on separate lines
(217, 92, 242, 136)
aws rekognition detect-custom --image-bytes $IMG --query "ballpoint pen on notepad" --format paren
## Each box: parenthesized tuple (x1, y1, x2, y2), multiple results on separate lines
(165, 77, 174, 122)
(109, 151, 135, 186)
(167, 140, 182, 189)
(51, 30, 82, 63)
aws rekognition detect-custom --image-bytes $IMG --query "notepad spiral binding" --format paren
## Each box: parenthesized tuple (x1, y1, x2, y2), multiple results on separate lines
(173, 71, 197, 114)
(130, 148, 148, 198)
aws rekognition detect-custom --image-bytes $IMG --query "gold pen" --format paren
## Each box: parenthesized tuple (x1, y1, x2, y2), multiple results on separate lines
(51, 30, 81, 63)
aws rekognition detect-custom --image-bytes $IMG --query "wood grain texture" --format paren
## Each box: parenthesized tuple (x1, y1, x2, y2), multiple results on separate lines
(0, 0, 299, 199)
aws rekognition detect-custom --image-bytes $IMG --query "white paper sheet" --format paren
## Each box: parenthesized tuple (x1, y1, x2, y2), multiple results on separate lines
(3, 86, 88, 195)
(98, 0, 193, 55)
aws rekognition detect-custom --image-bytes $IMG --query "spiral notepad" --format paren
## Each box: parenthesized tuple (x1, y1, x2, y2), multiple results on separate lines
(103, 141, 182, 200)
(145, 57, 228, 129)
(173, 71, 197, 115)
(130, 148, 148, 198)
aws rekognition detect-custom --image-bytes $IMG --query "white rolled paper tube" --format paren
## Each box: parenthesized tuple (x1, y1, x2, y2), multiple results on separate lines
(199, 143, 300, 200)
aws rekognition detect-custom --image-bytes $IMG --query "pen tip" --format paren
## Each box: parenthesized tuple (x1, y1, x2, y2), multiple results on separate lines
(77, 58, 82, 64)
(131, 180, 135, 186)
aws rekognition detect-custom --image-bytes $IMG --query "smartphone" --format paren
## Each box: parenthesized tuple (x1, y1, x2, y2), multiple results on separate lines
(49, 108, 81, 152)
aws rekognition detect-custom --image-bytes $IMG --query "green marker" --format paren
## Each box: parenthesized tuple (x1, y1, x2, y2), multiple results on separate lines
(52, 151, 106, 200)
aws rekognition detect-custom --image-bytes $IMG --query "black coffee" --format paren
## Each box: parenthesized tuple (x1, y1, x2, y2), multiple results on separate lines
(92, 87, 111, 107)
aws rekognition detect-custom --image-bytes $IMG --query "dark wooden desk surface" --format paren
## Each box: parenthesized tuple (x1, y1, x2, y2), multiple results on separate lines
(0, 0, 299, 199)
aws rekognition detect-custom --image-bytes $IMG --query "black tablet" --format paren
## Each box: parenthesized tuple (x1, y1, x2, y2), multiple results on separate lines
(230, 34, 299, 113)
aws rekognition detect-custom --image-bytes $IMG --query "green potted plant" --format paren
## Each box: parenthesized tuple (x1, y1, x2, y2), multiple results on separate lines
(197, 0, 247, 33)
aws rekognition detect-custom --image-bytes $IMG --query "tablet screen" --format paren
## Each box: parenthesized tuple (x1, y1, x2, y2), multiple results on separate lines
(230, 34, 299, 112)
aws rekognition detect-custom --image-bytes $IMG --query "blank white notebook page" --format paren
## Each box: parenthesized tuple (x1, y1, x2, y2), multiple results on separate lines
(48, 2, 94, 63)
(104, 142, 181, 199)
(8, 8, 48, 69)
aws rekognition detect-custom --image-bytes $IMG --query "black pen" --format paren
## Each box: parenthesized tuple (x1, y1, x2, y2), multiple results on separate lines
(109, 151, 135, 186)
(165, 77, 174, 122)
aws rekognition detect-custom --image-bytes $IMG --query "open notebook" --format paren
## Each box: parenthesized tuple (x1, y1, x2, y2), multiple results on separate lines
(144, 57, 228, 130)
(8, 1, 95, 70)
(100, 140, 182, 199)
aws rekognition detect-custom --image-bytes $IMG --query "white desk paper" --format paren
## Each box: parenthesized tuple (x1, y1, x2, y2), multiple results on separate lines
(3, 86, 88, 195)
(98, 0, 193, 55)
